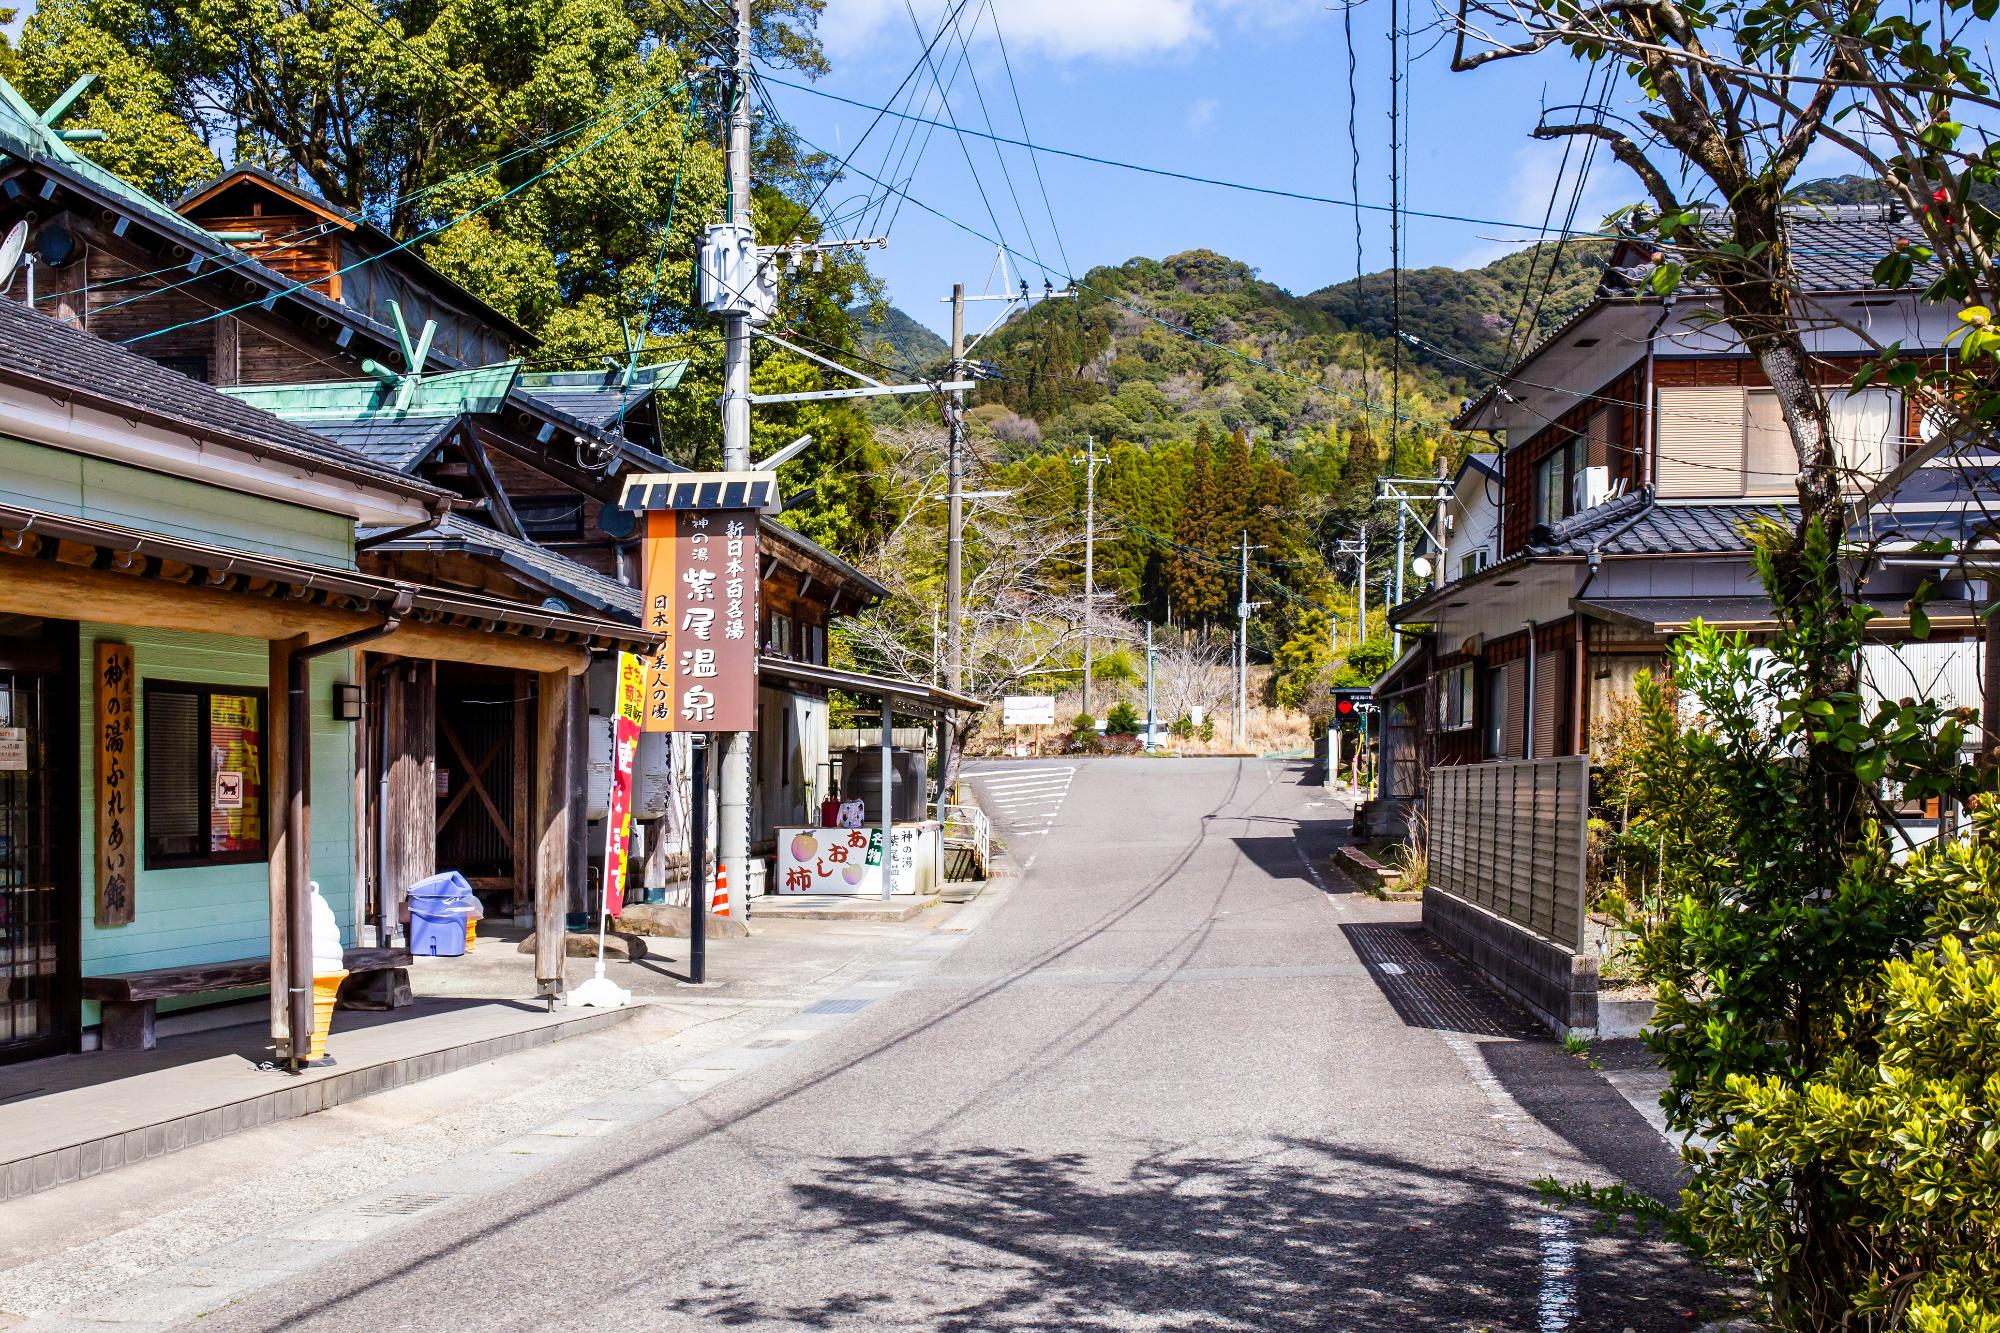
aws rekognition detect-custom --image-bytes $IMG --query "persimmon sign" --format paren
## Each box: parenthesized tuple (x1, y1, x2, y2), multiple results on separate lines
(641, 508, 759, 733)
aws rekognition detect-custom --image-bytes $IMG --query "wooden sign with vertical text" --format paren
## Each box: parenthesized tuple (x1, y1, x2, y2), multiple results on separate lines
(94, 642, 136, 927)
(640, 508, 759, 732)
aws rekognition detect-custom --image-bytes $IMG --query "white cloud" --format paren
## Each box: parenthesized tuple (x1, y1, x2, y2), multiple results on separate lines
(1186, 97, 1220, 130)
(1452, 140, 1633, 268)
(820, 0, 1249, 63)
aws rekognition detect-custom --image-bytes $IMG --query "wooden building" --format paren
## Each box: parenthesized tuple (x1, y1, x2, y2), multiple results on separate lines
(0, 295, 650, 1067)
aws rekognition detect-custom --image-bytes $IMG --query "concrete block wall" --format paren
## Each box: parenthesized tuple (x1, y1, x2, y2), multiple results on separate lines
(1423, 886, 1599, 1036)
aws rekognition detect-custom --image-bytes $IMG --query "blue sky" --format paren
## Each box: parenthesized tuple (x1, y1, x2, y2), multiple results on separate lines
(772, 0, 1868, 340)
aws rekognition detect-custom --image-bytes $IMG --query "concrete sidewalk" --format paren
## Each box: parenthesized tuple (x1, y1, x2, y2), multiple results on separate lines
(0, 898, 966, 1208)
(0, 886, 996, 1328)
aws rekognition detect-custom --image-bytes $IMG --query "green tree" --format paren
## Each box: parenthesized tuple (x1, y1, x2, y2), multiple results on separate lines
(1167, 424, 1229, 625)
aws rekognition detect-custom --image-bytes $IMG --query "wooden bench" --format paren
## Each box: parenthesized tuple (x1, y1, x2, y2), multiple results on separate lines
(338, 946, 414, 1011)
(81, 958, 271, 1051)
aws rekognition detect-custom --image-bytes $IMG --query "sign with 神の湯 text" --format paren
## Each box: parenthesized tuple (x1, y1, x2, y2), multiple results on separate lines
(640, 508, 759, 733)
(93, 642, 136, 927)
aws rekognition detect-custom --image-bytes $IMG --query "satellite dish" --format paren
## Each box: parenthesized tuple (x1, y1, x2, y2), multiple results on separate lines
(0, 222, 27, 291)
(597, 503, 637, 540)
(1411, 556, 1433, 579)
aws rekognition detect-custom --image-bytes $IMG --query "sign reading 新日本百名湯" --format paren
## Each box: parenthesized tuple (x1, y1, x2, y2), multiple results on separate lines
(641, 508, 759, 733)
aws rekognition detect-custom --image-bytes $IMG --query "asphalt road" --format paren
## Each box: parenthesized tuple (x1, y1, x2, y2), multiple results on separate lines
(190, 758, 1726, 1332)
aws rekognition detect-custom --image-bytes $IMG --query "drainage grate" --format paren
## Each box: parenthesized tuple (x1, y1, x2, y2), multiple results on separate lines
(355, 1192, 454, 1217)
(802, 997, 875, 1016)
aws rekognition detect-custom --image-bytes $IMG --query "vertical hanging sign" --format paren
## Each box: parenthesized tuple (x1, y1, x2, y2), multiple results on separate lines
(599, 652, 644, 920)
(640, 507, 759, 733)
(93, 642, 136, 927)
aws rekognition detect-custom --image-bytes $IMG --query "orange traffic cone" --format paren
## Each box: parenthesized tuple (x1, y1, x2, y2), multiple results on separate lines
(710, 860, 729, 918)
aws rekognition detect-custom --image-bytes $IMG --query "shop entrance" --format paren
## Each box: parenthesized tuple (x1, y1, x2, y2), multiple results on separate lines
(0, 622, 77, 1063)
(435, 665, 529, 911)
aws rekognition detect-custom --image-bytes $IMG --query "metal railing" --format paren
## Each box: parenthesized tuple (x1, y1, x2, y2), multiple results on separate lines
(941, 802, 990, 881)
(1427, 756, 1589, 949)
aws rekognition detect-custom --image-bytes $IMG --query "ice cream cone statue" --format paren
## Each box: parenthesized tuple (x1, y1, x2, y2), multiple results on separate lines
(307, 881, 347, 1065)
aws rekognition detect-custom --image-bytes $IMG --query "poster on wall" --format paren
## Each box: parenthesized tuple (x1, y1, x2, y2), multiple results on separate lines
(93, 642, 136, 927)
(776, 826, 919, 896)
(597, 652, 644, 920)
(640, 508, 760, 733)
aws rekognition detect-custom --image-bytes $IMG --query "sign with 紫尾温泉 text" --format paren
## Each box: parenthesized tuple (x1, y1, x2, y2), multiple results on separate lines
(94, 642, 136, 927)
(641, 508, 759, 733)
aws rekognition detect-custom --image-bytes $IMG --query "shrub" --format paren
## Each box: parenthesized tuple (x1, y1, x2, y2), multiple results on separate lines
(1105, 700, 1141, 736)
(1068, 712, 1097, 751)
(1556, 519, 1988, 1330)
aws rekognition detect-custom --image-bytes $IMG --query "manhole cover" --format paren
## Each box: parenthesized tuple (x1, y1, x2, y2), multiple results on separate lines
(356, 1192, 453, 1217)
(803, 997, 875, 1016)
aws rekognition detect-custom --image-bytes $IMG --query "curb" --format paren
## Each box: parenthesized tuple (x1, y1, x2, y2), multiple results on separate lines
(0, 1004, 642, 1204)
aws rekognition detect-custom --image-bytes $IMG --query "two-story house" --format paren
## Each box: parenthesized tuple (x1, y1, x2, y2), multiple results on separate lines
(1379, 203, 1983, 1031)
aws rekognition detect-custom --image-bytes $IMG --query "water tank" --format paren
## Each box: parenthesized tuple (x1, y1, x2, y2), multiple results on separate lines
(838, 748, 926, 823)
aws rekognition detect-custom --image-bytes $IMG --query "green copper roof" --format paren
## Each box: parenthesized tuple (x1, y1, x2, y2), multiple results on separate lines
(222, 362, 523, 418)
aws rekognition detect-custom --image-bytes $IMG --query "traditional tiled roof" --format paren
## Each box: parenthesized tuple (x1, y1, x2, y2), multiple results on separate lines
(365, 513, 641, 621)
(298, 413, 465, 473)
(1525, 491, 1794, 557)
(0, 297, 447, 502)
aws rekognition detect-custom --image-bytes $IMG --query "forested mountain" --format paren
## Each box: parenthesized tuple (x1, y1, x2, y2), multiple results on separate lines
(848, 302, 950, 375)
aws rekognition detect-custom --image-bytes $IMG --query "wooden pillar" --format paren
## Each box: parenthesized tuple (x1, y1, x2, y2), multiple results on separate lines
(511, 670, 533, 916)
(267, 636, 304, 1051)
(534, 668, 572, 997)
(381, 660, 436, 909)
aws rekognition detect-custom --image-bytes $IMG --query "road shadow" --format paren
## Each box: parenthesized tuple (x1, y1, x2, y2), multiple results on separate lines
(1339, 922, 1536, 1040)
(1339, 921, 1694, 1209)
(655, 1138, 1730, 1330)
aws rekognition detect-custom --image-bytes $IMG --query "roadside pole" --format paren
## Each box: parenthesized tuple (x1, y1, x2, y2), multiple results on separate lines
(714, 0, 754, 922)
(947, 282, 965, 693)
(1236, 530, 1248, 749)
(1080, 434, 1099, 718)
(1144, 622, 1156, 752)
(688, 735, 708, 984)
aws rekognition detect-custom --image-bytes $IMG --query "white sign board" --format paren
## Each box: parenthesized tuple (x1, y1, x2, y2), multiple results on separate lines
(776, 826, 919, 895)
(215, 770, 244, 809)
(0, 727, 24, 771)
(1002, 695, 1056, 726)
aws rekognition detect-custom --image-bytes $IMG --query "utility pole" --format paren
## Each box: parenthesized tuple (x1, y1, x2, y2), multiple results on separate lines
(1234, 530, 1266, 749)
(715, 0, 755, 923)
(1335, 532, 1369, 648)
(1077, 434, 1101, 717)
(1144, 622, 1156, 752)
(1392, 504, 1408, 658)
(946, 282, 965, 693)
(1237, 530, 1249, 748)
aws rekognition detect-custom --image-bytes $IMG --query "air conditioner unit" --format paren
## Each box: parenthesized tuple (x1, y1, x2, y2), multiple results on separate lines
(1571, 465, 1611, 513)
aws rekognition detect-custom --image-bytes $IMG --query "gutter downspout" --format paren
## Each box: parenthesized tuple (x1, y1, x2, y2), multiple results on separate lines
(286, 587, 414, 1072)
(1523, 620, 1537, 760)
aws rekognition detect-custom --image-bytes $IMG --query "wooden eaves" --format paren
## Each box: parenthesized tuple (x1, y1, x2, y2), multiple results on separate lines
(0, 502, 657, 673)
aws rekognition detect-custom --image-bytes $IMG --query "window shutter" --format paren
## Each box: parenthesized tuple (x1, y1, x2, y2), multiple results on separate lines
(1656, 386, 1746, 497)
(1503, 661, 1526, 758)
(1744, 391, 1795, 496)
(144, 688, 202, 860)
(1533, 648, 1568, 757)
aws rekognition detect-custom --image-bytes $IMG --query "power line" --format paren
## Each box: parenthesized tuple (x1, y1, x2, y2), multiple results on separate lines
(758, 72, 1637, 244)
(988, 6, 1072, 281)
(767, 117, 1465, 431)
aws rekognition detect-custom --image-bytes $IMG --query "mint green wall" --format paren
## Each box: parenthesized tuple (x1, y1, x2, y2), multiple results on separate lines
(78, 625, 357, 1018)
(0, 436, 355, 568)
